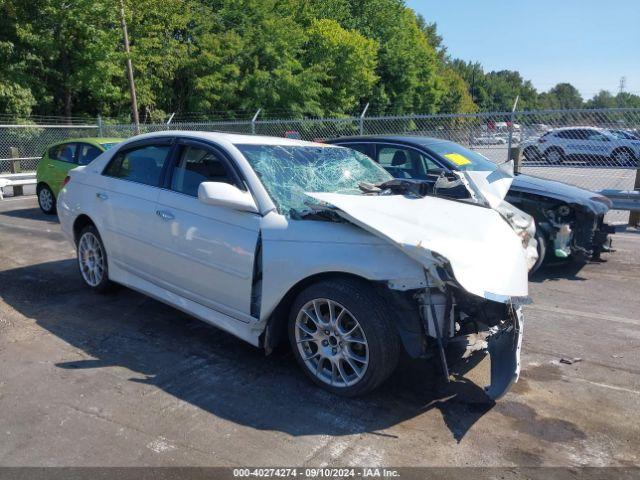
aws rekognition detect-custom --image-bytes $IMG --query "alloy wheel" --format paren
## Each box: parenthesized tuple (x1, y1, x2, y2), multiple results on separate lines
(546, 150, 562, 164)
(78, 232, 105, 287)
(39, 188, 53, 212)
(294, 298, 369, 388)
(613, 150, 632, 166)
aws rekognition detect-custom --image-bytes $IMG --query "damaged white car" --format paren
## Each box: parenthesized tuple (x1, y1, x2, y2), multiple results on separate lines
(57, 132, 532, 399)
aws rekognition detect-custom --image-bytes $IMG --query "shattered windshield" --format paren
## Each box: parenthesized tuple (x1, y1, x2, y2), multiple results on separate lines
(236, 144, 392, 216)
(427, 141, 498, 172)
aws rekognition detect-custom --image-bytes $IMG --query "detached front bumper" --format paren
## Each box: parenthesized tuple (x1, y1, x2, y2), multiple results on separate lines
(572, 212, 615, 260)
(422, 287, 525, 401)
(485, 306, 523, 400)
(591, 217, 616, 259)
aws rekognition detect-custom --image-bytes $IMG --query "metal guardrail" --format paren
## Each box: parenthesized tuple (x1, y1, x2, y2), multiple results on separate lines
(0, 172, 36, 199)
(599, 189, 640, 211)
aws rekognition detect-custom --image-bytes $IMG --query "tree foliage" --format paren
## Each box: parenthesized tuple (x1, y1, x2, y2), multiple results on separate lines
(0, 0, 637, 120)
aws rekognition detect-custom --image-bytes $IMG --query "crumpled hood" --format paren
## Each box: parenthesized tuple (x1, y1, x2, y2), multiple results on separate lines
(306, 192, 529, 302)
(511, 174, 610, 215)
(456, 162, 515, 209)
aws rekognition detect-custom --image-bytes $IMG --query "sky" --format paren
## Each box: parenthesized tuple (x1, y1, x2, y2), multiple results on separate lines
(406, 0, 640, 101)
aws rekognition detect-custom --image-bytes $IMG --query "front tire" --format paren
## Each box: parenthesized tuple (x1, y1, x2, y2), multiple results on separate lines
(288, 278, 401, 397)
(611, 148, 635, 167)
(529, 227, 547, 275)
(77, 225, 113, 293)
(37, 184, 56, 214)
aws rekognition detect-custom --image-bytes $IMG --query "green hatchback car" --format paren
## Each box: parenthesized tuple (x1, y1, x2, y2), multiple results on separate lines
(36, 138, 123, 214)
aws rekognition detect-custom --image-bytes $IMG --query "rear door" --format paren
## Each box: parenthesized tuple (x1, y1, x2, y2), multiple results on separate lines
(151, 138, 261, 320)
(562, 129, 592, 157)
(99, 138, 174, 277)
(583, 130, 611, 158)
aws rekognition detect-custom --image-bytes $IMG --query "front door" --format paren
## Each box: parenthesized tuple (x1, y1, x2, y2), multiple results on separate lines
(152, 139, 260, 321)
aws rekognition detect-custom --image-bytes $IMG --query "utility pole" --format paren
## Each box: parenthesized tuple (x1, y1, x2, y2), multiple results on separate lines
(618, 76, 627, 95)
(470, 64, 477, 104)
(120, 0, 140, 134)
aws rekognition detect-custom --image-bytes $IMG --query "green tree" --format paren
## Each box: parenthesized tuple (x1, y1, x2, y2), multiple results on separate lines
(303, 19, 378, 115)
(4, 0, 123, 119)
(538, 83, 583, 110)
(586, 90, 616, 109)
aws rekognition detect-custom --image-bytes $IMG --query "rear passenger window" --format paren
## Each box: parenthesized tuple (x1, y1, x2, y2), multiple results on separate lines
(340, 143, 372, 158)
(49, 143, 77, 163)
(103, 144, 170, 187)
(170, 145, 236, 197)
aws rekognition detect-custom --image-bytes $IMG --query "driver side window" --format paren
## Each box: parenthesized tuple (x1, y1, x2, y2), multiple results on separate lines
(170, 145, 237, 197)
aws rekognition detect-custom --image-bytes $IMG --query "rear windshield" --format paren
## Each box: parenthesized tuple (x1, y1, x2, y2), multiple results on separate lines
(426, 141, 498, 172)
(100, 142, 120, 150)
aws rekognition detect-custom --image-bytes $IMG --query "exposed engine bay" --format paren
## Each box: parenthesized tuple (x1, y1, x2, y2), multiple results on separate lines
(416, 286, 524, 400)
(507, 191, 615, 262)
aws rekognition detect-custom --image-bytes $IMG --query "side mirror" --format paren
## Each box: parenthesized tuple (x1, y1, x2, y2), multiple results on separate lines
(198, 182, 258, 213)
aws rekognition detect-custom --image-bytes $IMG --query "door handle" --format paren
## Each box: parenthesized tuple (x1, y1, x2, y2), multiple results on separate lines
(156, 210, 175, 221)
(96, 192, 108, 200)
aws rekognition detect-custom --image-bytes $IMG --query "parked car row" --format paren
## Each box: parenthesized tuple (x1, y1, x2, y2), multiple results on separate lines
(36, 130, 615, 400)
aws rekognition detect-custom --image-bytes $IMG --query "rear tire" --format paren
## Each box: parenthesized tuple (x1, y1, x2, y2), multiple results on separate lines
(288, 278, 401, 397)
(523, 146, 541, 162)
(37, 184, 56, 214)
(545, 148, 565, 164)
(77, 225, 114, 293)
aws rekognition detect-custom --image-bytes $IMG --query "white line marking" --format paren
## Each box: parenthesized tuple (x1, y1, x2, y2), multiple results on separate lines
(573, 377, 640, 396)
(527, 304, 640, 327)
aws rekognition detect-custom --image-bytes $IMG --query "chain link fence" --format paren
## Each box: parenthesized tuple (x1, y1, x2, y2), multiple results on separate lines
(2, 108, 639, 222)
(0, 123, 98, 173)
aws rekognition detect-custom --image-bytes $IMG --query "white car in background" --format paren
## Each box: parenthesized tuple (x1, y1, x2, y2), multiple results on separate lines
(522, 126, 640, 165)
(473, 135, 507, 145)
(57, 131, 531, 399)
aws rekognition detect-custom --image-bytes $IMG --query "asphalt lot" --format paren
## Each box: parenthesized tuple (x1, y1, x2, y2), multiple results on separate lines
(0, 196, 639, 467)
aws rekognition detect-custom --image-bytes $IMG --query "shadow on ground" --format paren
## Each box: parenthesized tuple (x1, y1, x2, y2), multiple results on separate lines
(0, 207, 57, 222)
(528, 258, 606, 283)
(0, 258, 495, 442)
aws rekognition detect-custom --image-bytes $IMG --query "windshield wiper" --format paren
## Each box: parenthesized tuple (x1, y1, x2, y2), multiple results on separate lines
(290, 206, 344, 222)
(358, 182, 382, 194)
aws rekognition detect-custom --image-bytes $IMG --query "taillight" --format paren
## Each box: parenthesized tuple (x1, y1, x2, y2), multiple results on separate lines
(62, 176, 71, 187)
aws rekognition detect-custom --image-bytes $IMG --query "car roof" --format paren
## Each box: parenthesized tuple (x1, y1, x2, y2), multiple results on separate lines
(549, 126, 603, 132)
(325, 135, 455, 148)
(49, 137, 125, 147)
(125, 130, 330, 147)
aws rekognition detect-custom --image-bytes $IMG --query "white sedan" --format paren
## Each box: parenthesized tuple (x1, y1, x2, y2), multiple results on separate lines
(57, 132, 529, 398)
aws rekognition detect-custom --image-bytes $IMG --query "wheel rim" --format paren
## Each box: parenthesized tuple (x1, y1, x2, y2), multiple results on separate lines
(295, 298, 369, 388)
(547, 150, 561, 163)
(78, 232, 105, 287)
(39, 188, 53, 211)
(614, 151, 631, 164)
